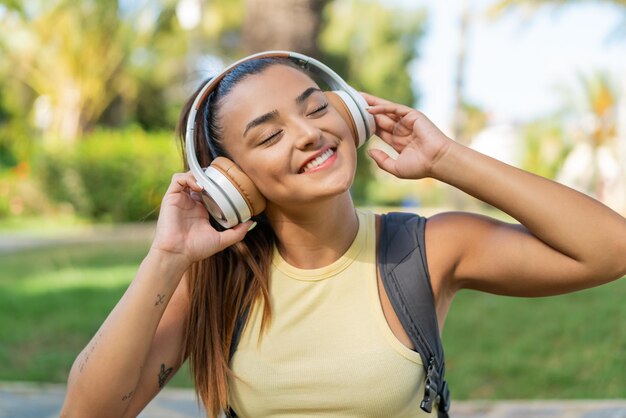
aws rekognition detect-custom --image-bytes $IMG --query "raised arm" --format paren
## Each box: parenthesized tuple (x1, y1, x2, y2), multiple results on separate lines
(61, 172, 253, 418)
(364, 93, 626, 313)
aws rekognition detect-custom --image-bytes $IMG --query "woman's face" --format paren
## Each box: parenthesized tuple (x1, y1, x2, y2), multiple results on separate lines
(217, 64, 357, 210)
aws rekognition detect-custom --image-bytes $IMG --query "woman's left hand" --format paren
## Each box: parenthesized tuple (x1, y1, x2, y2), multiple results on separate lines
(363, 92, 453, 180)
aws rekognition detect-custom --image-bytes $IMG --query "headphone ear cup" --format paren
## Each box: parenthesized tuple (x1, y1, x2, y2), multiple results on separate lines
(210, 157, 266, 217)
(325, 90, 375, 148)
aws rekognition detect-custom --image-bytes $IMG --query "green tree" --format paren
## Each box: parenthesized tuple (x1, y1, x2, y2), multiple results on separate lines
(0, 0, 205, 142)
(0, 0, 133, 142)
(320, 0, 425, 106)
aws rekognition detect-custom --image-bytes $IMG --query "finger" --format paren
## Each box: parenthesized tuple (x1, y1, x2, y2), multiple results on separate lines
(360, 92, 395, 107)
(367, 149, 399, 177)
(217, 220, 255, 249)
(373, 113, 402, 134)
(375, 131, 408, 153)
(166, 172, 203, 195)
(367, 103, 415, 118)
(190, 191, 203, 203)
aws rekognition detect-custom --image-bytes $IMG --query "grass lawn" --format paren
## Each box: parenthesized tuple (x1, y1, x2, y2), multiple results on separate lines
(0, 238, 624, 398)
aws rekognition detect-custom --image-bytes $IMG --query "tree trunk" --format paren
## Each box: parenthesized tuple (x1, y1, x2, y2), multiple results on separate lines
(242, 0, 328, 58)
(452, 0, 470, 145)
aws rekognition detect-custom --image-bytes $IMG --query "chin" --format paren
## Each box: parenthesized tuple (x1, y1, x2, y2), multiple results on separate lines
(317, 172, 354, 197)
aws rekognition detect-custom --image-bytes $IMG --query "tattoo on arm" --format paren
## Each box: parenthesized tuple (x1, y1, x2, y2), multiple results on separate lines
(78, 332, 102, 373)
(155, 293, 166, 306)
(158, 363, 173, 388)
(121, 390, 135, 401)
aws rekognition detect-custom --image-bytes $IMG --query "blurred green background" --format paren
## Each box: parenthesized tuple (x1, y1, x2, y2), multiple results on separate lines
(0, 0, 624, 399)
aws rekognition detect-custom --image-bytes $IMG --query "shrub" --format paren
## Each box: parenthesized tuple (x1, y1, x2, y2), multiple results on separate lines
(37, 128, 182, 222)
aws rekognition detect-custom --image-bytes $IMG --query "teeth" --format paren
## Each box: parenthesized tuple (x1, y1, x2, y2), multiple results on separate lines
(303, 149, 334, 173)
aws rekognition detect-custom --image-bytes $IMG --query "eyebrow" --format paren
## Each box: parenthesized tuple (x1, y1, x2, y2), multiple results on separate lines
(243, 110, 279, 137)
(243, 87, 323, 138)
(295, 87, 322, 105)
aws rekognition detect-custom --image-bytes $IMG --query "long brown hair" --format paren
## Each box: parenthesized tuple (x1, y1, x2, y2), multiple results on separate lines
(177, 58, 303, 417)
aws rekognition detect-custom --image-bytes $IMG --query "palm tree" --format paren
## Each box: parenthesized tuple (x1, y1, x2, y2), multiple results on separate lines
(568, 72, 620, 200)
(452, 0, 472, 145)
(491, 0, 626, 212)
(0, 0, 181, 143)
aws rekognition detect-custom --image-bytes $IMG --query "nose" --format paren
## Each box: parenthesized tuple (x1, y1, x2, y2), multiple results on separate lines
(293, 118, 322, 150)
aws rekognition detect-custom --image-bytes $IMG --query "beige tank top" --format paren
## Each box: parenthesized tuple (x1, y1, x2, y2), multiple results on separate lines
(229, 209, 433, 417)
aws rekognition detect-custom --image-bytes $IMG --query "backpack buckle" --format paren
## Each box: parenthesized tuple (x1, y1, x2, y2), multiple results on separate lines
(420, 357, 439, 413)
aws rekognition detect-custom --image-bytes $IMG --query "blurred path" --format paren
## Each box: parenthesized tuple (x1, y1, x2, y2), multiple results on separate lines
(0, 222, 155, 253)
(1, 382, 625, 418)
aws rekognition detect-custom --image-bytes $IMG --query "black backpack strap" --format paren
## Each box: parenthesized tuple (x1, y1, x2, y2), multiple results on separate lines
(378, 212, 450, 417)
(229, 303, 251, 363)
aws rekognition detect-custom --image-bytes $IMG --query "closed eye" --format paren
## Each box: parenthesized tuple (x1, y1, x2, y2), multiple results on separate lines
(260, 129, 283, 146)
(307, 102, 328, 116)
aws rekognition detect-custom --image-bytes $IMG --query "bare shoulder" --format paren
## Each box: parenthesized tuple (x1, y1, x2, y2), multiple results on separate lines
(424, 211, 491, 270)
(424, 211, 519, 299)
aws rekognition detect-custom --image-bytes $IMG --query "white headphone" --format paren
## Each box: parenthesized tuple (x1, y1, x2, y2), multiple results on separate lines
(185, 50, 376, 228)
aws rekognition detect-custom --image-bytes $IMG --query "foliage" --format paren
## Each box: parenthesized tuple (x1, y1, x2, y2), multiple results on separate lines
(0, 0, 244, 141)
(320, 0, 425, 105)
(521, 119, 572, 179)
(0, 58, 37, 170)
(575, 72, 618, 147)
(36, 128, 182, 222)
(0, 0, 136, 140)
(0, 163, 53, 219)
(457, 101, 489, 146)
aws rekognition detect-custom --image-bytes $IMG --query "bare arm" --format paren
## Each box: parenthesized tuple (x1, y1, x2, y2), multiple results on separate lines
(427, 143, 626, 296)
(62, 254, 188, 418)
(61, 172, 253, 418)
(364, 93, 626, 311)
(120, 270, 191, 418)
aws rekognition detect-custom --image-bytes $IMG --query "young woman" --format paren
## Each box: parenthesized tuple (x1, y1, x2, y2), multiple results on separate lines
(61, 55, 626, 418)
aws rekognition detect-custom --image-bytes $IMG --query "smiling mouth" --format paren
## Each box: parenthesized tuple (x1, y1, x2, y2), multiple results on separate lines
(299, 147, 337, 174)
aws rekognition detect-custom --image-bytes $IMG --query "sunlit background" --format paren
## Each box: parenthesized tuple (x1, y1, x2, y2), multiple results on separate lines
(1, 0, 625, 222)
(0, 0, 624, 404)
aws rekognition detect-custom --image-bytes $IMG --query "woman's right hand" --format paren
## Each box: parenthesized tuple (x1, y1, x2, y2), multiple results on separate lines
(149, 171, 254, 269)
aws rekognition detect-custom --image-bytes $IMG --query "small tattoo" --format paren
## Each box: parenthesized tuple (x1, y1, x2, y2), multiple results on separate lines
(155, 293, 166, 306)
(158, 363, 173, 388)
(122, 390, 134, 401)
(78, 333, 102, 373)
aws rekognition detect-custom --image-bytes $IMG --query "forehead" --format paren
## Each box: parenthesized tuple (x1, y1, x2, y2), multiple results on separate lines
(217, 65, 319, 128)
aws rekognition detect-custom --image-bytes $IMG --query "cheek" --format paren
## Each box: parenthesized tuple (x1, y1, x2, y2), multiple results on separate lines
(328, 111, 355, 145)
(238, 158, 286, 199)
